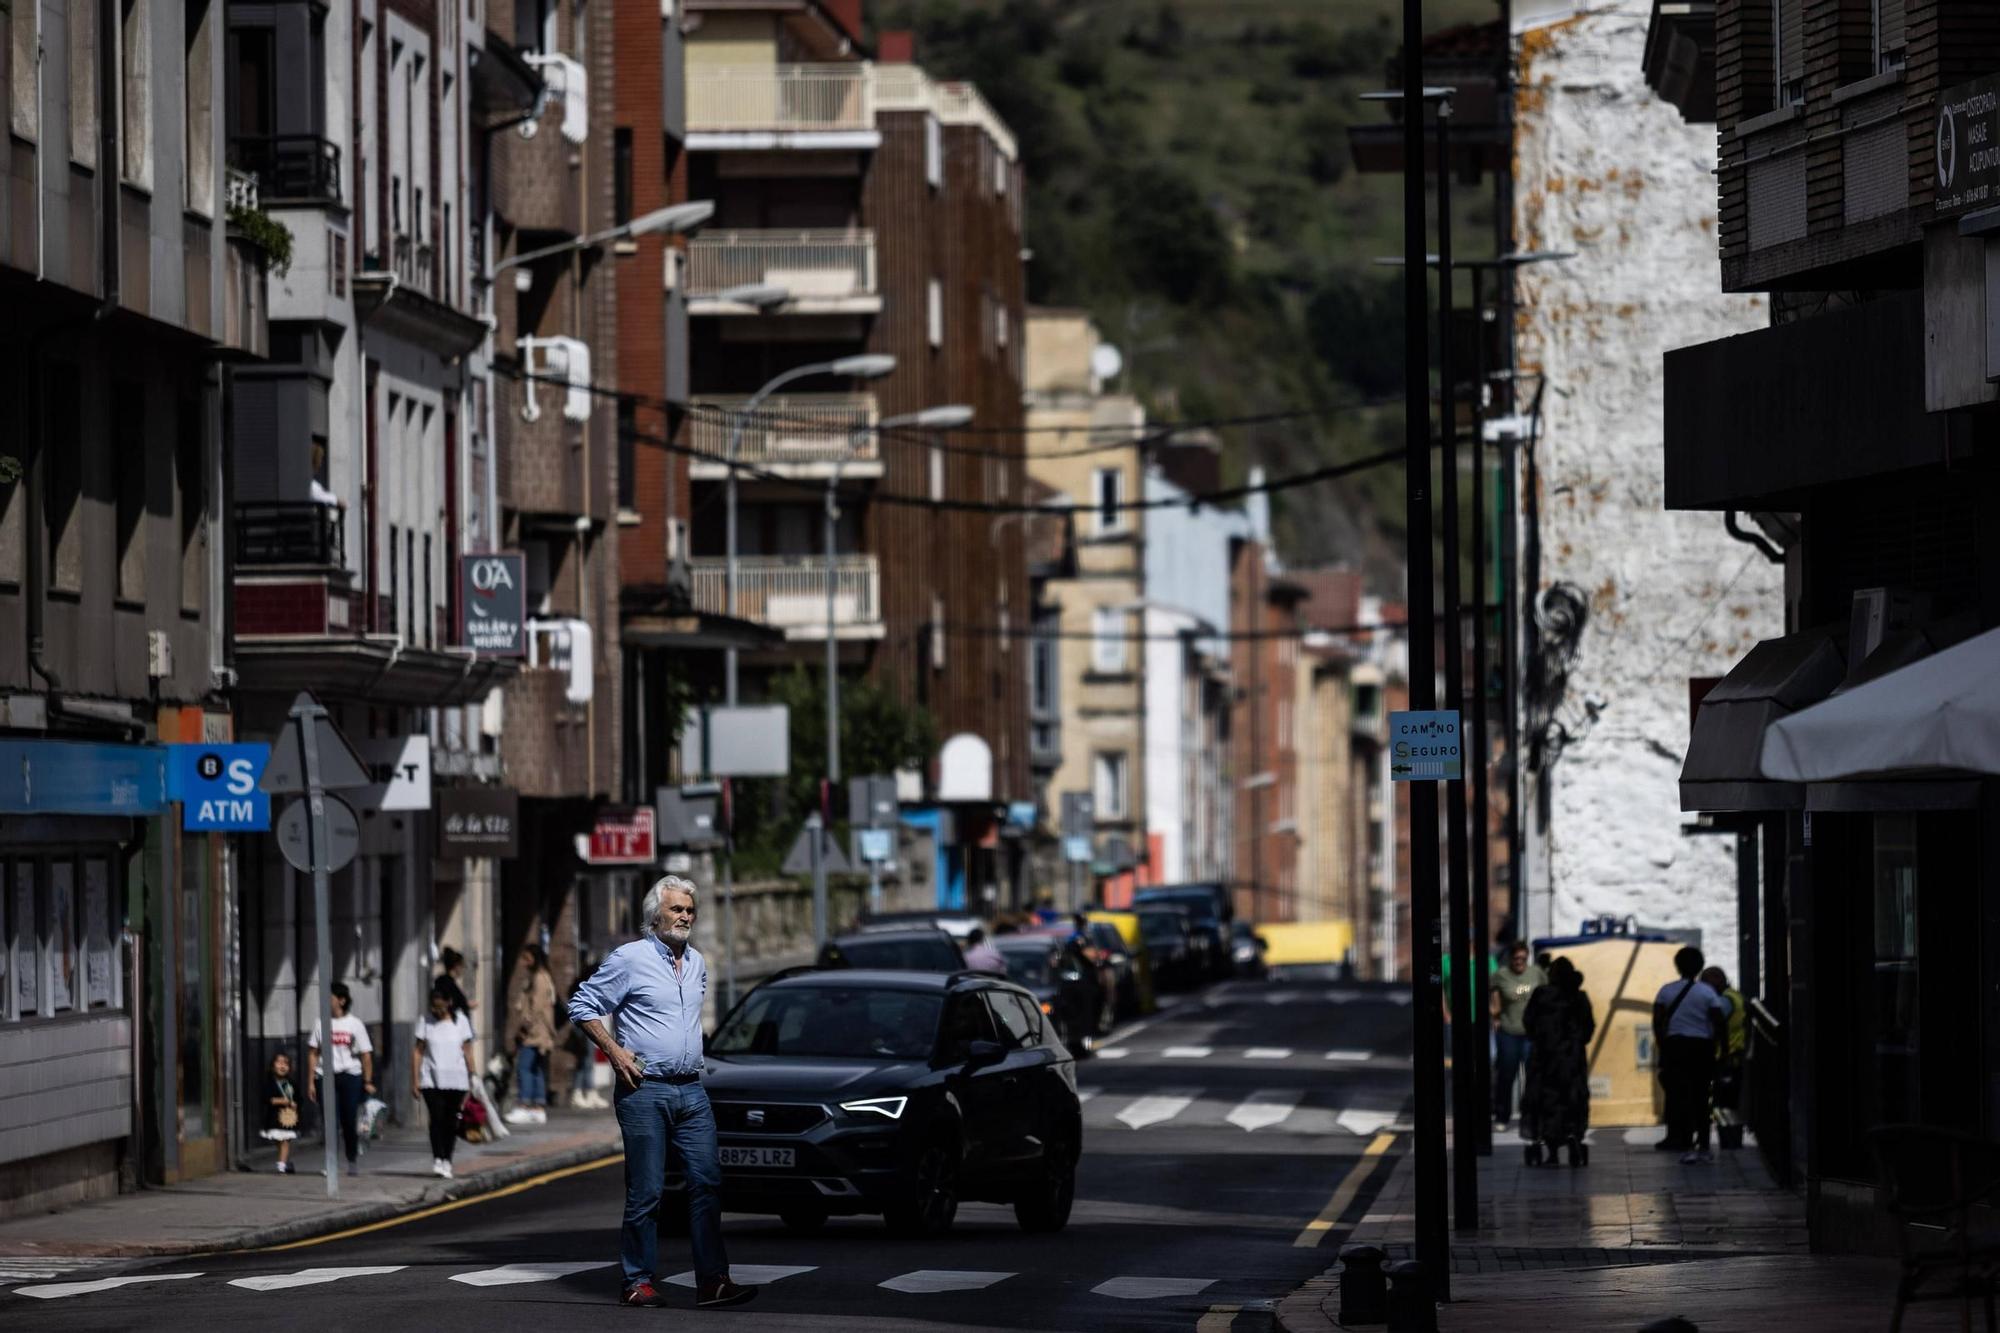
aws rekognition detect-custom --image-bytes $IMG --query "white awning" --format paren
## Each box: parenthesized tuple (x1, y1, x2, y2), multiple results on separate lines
(1760, 625, 2000, 781)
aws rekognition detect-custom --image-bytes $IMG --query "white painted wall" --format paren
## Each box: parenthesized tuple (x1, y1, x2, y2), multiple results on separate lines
(1512, 7, 1779, 954)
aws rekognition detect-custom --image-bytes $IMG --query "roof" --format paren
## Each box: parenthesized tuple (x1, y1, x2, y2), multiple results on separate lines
(768, 968, 957, 992)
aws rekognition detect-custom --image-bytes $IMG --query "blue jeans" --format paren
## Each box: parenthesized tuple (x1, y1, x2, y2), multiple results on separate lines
(614, 1079, 726, 1289)
(516, 1044, 548, 1106)
(1494, 1030, 1531, 1121)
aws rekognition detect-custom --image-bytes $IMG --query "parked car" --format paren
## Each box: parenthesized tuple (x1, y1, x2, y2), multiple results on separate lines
(852, 910, 985, 943)
(693, 969, 1082, 1236)
(1000, 926, 1108, 1049)
(1134, 883, 1234, 980)
(1231, 921, 1270, 979)
(1086, 909, 1158, 1017)
(1136, 906, 1199, 990)
(993, 936, 1093, 1056)
(818, 929, 965, 973)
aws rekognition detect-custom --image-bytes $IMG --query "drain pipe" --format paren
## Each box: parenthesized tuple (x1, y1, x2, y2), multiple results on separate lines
(1724, 512, 1785, 565)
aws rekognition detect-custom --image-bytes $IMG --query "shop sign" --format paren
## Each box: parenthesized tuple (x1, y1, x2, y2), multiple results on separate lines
(586, 806, 656, 865)
(460, 552, 527, 657)
(166, 742, 272, 831)
(438, 787, 520, 858)
(357, 736, 432, 811)
(0, 741, 167, 815)
(1936, 74, 2000, 219)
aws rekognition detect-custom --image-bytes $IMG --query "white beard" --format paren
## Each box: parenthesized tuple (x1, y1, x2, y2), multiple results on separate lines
(659, 923, 693, 945)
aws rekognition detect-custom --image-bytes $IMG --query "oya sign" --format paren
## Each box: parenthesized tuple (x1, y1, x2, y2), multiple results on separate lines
(460, 553, 526, 657)
(1390, 709, 1463, 782)
(167, 743, 272, 831)
(1935, 74, 2000, 219)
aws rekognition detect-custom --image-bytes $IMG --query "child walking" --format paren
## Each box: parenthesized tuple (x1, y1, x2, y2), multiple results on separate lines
(262, 1051, 301, 1173)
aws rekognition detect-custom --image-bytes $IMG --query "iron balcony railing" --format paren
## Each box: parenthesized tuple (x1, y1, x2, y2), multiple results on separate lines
(235, 502, 345, 568)
(228, 135, 343, 205)
(686, 229, 876, 302)
(686, 62, 874, 133)
(688, 554, 880, 631)
(690, 394, 878, 468)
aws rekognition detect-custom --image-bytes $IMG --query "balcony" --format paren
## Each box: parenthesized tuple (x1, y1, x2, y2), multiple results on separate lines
(392, 235, 437, 299)
(686, 229, 878, 315)
(688, 393, 881, 479)
(236, 502, 345, 568)
(228, 135, 342, 207)
(685, 62, 879, 150)
(688, 554, 883, 640)
(233, 503, 357, 638)
(873, 64, 1018, 160)
(496, 373, 587, 518)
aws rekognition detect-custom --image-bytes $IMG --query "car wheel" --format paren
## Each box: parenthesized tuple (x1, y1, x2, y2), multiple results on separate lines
(779, 1206, 828, 1234)
(1014, 1136, 1075, 1233)
(885, 1134, 960, 1237)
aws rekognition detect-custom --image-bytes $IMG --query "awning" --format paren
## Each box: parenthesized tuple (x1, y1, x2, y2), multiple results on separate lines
(1761, 623, 2000, 783)
(1679, 626, 1844, 812)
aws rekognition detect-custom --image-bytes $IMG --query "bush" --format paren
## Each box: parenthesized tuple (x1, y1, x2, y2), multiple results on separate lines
(1110, 162, 1233, 306)
(1306, 276, 1405, 399)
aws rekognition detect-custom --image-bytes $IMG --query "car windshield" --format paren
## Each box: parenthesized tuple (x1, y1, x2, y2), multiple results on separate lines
(1140, 914, 1182, 942)
(711, 986, 942, 1060)
(1139, 892, 1217, 921)
(829, 935, 963, 971)
(1001, 947, 1056, 986)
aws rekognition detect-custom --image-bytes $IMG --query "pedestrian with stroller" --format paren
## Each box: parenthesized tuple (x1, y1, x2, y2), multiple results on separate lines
(1522, 957, 1596, 1166)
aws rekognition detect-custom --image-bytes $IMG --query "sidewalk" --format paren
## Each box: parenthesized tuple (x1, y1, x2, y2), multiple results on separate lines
(0, 1104, 622, 1264)
(1275, 1126, 1944, 1330)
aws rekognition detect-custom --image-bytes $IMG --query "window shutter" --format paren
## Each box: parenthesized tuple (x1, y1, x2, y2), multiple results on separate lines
(1876, 0, 1905, 70)
(1776, 0, 1804, 101)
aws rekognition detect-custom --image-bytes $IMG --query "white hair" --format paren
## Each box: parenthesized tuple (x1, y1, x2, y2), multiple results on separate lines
(642, 875, 699, 928)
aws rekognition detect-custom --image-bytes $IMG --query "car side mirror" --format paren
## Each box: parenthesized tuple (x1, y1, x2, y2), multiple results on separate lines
(964, 1039, 1005, 1072)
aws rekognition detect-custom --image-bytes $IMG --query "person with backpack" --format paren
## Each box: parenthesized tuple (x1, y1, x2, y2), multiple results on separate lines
(1652, 946, 1731, 1163)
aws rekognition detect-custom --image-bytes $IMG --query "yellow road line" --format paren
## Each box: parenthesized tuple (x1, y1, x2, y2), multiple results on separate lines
(259, 1152, 624, 1252)
(1292, 1132, 1395, 1248)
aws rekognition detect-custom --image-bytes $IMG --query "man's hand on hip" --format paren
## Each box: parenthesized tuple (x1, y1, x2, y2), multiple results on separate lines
(611, 1047, 645, 1090)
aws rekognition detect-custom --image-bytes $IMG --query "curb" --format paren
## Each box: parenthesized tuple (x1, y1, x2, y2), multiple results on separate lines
(7, 1133, 625, 1262)
(1275, 1268, 1341, 1332)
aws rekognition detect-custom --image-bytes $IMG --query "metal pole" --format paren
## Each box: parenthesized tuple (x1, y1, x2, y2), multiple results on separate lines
(725, 413, 741, 705)
(722, 778, 737, 1012)
(827, 457, 846, 788)
(808, 810, 828, 953)
(1469, 266, 1495, 1157)
(1402, 0, 1450, 1298)
(294, 698, 339, 1198)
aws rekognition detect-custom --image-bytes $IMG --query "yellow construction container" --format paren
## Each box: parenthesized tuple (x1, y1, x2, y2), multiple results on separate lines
(1534, 930, 1687, 1128)
(1257, 920, 1354, 969)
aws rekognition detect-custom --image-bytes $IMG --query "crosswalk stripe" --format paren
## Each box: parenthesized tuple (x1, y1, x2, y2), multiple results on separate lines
(229, 1266, 405, 1292)
(1336, 1108, 1397, 1136)
(1161, 1045, 1212, 1059)
(449, 1261, 613, 1287)
(664, 1265, 815, 1289)
(14, 1274, 204, 1300)
(1094, 1275, 1218, 1300)
(1225, 1089, 1302, 1133)
(1096, 1047, 1131, 1060)
(1078, 1087, 1100, 1103)
(878, 1270, 1014, 1293)
(1115, 1091, 1197, 1130)
(1324, 1049, 1372, 1061)
(1244, 1047, 1292, 1060)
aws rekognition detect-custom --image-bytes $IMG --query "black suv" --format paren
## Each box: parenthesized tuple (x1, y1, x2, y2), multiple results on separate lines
(694, 969, 1081, 1236)
(817, 928, 965, 972)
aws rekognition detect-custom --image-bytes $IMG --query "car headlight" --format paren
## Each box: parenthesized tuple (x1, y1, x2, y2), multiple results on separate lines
(839, 1095, 909, 1120)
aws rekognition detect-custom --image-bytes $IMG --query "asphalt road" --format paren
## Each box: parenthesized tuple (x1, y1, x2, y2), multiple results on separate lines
(8, 973, 1410, 1332)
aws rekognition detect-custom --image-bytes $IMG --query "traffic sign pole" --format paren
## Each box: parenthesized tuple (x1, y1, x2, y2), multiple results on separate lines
(295, 695, 340, 1199)
(807, 811, 827, 952)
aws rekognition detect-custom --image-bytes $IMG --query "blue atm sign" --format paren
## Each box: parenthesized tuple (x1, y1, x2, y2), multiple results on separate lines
(167, 744, 272, 831)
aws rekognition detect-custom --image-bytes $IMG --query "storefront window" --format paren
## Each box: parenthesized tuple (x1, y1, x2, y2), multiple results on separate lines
(1870, 814, 1922, 1127)
(83, 858, 116, 1008)
(1, 852, 128, 1025)
(178, 837, 212, 1138)
(48, 861, 77, 1013)
(13, 863, 38, 1018)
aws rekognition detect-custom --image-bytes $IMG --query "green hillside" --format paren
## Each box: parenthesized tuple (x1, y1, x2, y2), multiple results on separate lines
(872, 0, 1500, 573)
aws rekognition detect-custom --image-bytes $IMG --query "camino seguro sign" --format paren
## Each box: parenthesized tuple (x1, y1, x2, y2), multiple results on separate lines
(1390, 709, 1463, 782)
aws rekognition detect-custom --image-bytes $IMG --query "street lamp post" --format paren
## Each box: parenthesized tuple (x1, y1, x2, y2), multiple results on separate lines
(487, 201, 717, 285)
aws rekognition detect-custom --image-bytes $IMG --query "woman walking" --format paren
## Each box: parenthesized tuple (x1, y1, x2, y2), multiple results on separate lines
(306, 982, 375, 1176)
(413, 982, 477, 1178)
(506, 945, 558, 1125)
(1522, 956, 1596, 1166)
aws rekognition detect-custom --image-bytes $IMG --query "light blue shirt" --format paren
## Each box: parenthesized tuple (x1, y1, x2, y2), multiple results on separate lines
(567, 936, 707, 1077)
(1655, 978, 1729, 1041)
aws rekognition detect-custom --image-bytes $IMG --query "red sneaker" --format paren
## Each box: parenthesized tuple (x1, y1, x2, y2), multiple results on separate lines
(621, 1281, 668, 1308)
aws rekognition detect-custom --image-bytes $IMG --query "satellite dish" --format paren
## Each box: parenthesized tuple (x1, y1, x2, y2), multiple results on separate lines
(1091, 343, 1124, 384)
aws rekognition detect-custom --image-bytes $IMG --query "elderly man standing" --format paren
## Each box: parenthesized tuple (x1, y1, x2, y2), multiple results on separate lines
(569, 875, 755, 1310)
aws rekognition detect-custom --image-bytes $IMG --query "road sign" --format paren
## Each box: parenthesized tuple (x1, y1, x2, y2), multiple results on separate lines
(1390, 709, 1463, 781)
(276, 794, 360, 873)
(167, 743, 272, 831)
(460, 553, 527, 656)
(585, 806, 656, 865)
(783, 822, 851, 876)
(261, 696, 371, 793)
(1060, 792, 1095, 838)
(682, 704, 790, 777)
(1063, 835, 1092, 864)
(858, 828, 893, 863)
(357, 736, 432, 811)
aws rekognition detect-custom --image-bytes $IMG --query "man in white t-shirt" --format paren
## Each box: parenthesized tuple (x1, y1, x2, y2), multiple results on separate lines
(308, 982, 376, 1176)
(412, 983, 476, 1178)
(1652, 947, 1730, 1163)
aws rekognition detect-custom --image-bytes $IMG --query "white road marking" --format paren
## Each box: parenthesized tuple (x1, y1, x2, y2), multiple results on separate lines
(229, 1266, 406, 1292)
(1097, 1017, 1154, 1048)
(1162, 1045, 1212, 1059)
(0, 1258, 126, 1287)
(1264, 992, 1297, 1005)
(14, 1274, 204, 1300)
(449, 1262, 614, 1287)
(1096, 1047, 1131, 1060)
(1094, 1275, 1218, 1300)
(664, 1265, 816, 1288)
(1324, 1049, 1372, 1061)
(1336, 1108, 1398, 1137)
(1225, 1089, 1302, 1133)
(1115, 1091, 1198, 1130)
(878, 1270, 1015, 1294)
(1244, 1047, 1292, 1060)
(1078, 1087, 1101, 1103)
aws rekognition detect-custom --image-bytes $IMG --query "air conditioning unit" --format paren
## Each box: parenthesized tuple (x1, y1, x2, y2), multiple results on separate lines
(1847, 586, 1929, 679)
(517, 335, 593, 423)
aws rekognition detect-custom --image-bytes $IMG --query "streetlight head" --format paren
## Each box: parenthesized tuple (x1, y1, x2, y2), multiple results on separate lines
(911, 404, 974, 429)
(831, 354, 897, 380)
(626, 200, 716, 238)
(716, 282, 791, 309)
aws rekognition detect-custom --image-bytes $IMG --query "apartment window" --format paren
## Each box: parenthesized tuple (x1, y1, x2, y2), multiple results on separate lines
(997, 304, 1009, 349)
(388, 522, 400, 632)
(929, 445, 944, 501)
(406, 527, 416, 643)
(122, 0, 154, 190)
(114, 381, 147, 603)
(71, 0, 98, 166)
(45, 365, 83, 592)
(423, 532, 433, 647)
(10, 0, 36, 140)
(616, 399, 636, 510)
(1094, 752, 1129, 821)
(1773, 0, 1803, 108)
(930, 593, 946, 670)
(613, 127, 632, 227)
(1092, 606, 1125, 673)
(1355, 683, 1380, 721)
(927, 278, 943, 349)
(185, 0, 215, 214)
(1093, 466, 1125, 535)
(1030, 613, 1058, 713)
(924, 115, 941, 189)
(177, 394, 204, 613)
(1875, 0, 1906, 73)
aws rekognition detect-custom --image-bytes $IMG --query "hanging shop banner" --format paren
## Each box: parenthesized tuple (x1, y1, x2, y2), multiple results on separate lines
(437, 787, 520, 859)
(460, 552, 527, 657)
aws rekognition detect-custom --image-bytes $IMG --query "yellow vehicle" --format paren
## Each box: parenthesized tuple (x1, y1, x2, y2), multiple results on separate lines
(1256, 920, 1354, 973)
(1085, 910, 1158, 1016)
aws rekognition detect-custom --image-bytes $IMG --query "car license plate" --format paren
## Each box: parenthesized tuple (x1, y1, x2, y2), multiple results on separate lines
(720, 1146, 794, 1169)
